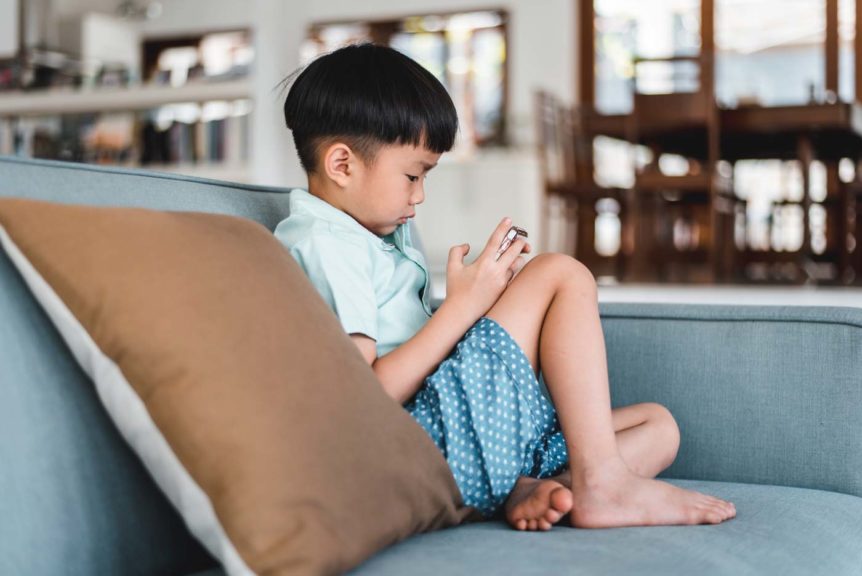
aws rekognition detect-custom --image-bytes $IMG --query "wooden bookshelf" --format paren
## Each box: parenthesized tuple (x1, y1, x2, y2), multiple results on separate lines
(0, 79, 253, 183)
(0, 79, 252, 117)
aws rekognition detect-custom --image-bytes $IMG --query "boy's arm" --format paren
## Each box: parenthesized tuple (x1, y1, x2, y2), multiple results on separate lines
(351, 297, 477, 404)
(353, 219, 531, 404)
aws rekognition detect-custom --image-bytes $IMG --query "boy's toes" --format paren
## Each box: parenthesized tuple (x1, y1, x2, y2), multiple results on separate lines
(505, 478, 572, 531)
(545, 509, 562, 524)
(706, 510, 724, 524)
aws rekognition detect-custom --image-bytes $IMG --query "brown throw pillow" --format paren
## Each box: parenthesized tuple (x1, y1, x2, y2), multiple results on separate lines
(0, 198, 472, 576)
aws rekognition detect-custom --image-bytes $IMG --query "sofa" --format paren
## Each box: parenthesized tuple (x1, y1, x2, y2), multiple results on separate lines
(1, 154, 861, 576)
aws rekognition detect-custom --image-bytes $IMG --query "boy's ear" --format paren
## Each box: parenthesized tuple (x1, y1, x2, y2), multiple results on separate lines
(321, 142, 356, 188)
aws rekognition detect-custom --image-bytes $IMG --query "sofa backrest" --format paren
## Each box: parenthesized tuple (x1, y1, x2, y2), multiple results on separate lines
(0, 156, 290, 575)
(600, 303, 862, 499)
(0, 155, 293, 229)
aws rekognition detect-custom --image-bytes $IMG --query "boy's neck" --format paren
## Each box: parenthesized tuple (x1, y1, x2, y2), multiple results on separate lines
(306, 177, 348, 213)
(305, 176, 389, 237)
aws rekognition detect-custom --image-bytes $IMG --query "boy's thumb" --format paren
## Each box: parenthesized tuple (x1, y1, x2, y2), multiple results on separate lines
(448, 243, 469, 266)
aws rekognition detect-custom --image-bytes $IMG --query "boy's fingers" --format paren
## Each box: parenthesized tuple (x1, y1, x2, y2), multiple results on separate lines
(481, 217, 513, 259)
(447, 243, 469, 270)
(499, 237, 528, 269)
(509, 255, 526, 278)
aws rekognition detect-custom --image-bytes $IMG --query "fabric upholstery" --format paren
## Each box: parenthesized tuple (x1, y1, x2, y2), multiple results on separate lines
(600, 303, 862, 499)
(2, 156, 861, 576)
(0, 239, 215, 576)
(352, 480, 862, 576)
(0, 155, 292, 229)
(0, 197, 471, 575)
(189, 480, 862, 576)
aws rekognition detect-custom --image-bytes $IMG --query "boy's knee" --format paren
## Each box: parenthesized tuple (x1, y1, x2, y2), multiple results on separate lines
(528, 253, 596, 294)
(645, 402, 680, 466)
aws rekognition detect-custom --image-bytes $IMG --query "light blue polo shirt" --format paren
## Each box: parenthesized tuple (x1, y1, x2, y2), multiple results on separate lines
(274, 188, 432, 358)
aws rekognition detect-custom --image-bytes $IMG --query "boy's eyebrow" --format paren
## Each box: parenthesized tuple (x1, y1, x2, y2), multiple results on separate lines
(419, 161, 438, 171)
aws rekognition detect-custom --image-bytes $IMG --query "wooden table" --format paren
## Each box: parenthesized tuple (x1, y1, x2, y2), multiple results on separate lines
(584, 102, 862, 283)
(585, 102, 862, 160)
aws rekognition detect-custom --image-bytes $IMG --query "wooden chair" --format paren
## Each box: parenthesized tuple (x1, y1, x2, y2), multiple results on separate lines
(843, 178, 862, 284)
(535, 90, 630, 280)
(741, 159, 852, 285)
(626, 55, 743, 283)
(855, 186, 861, 284)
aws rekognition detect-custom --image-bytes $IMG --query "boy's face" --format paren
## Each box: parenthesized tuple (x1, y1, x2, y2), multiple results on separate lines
(346, 144, 441, 237)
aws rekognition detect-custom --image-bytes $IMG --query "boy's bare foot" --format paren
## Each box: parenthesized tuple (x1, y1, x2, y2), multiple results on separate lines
(568, 458, 736, 528)
(505, 476, 573, 531)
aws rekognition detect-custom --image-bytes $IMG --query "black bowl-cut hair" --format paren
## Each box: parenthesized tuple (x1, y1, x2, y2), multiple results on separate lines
(281, 43, 459, 173)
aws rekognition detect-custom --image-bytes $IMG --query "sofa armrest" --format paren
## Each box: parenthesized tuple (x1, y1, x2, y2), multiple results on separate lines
(599, 303, 862, 499)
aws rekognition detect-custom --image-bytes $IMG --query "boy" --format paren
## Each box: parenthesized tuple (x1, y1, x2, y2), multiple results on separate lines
(275, 44, 735, 530)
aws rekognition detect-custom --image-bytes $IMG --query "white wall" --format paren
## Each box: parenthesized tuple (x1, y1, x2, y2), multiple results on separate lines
(52, 0, 254, 39)
(249, 0, 306, 188)
(138, 0, 252, 37)
(0, 0, 19, 57)
(81, 13, 141, 79)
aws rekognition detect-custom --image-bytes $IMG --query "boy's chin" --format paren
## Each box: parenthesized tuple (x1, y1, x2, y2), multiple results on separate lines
(369, 224, 397, 237)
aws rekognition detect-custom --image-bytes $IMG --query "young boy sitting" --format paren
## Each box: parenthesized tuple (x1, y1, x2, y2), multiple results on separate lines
(274, 43, 736, 530)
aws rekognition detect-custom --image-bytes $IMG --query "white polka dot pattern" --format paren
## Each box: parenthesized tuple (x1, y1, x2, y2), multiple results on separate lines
(405, 318, 569, 517)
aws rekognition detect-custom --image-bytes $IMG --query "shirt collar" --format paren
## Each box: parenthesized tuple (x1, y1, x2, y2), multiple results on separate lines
(289, 188, 407, 250)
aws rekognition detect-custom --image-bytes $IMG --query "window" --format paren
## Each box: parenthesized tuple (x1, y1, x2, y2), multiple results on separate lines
(716, 0, 855, 106)
(302, 10, 509, 149)
(593, 0, 857, 111)
(594, 0, 701, 114)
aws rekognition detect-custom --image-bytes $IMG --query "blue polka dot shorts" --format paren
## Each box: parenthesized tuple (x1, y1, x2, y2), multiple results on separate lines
(404, 317, 569, 517)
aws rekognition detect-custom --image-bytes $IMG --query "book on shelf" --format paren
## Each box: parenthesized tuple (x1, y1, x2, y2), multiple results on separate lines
(141, 113, 250, 166)
(1, 108, 251, 170)
(0, 118, 13, 155)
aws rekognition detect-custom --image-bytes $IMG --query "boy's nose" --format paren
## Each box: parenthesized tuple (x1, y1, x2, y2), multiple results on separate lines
(411, 187, 425, 205)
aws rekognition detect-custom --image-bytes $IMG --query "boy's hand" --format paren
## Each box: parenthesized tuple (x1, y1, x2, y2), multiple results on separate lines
(445, 217, 532, 320)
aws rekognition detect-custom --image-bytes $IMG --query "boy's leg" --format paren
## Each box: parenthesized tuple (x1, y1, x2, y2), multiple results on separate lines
(485, 254, 735, 530)
(505, 402, 680, 531)
(612, 402, 680, 478)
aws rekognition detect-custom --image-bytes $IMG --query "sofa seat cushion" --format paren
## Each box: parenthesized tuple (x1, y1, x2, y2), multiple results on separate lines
(189, 480, 862, 575)
(349, 479, 862, 576)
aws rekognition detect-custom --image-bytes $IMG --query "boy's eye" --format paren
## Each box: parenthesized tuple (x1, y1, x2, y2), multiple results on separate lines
(406, 174, 419, 183)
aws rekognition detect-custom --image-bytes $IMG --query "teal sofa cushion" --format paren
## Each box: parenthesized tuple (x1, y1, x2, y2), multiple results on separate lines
(0, 244, 214, 575)
(0, 155, 291, 227)
(189, 480, 862, 576)
(352, 480, 862, 576)
(602, 304, 862, 499)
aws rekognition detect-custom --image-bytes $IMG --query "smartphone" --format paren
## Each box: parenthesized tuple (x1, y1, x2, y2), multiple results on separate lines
(495, 225, 528, 261)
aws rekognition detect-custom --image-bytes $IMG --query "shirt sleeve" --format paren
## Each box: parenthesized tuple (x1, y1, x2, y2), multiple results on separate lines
(283, 233, 378, 341)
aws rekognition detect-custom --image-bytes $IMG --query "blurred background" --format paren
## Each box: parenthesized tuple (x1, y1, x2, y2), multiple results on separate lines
(1, 0, 861, 301)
